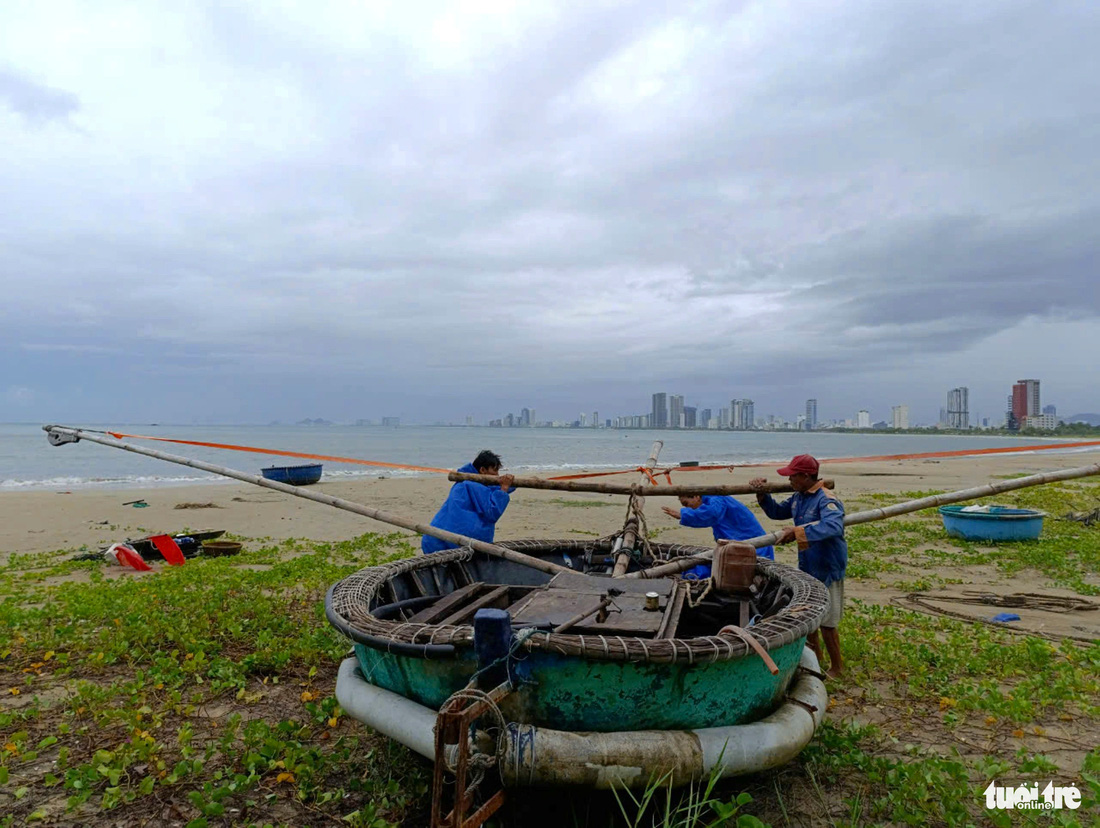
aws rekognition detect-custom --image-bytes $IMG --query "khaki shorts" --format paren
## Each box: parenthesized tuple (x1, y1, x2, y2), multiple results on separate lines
(822, 579, 845, 628)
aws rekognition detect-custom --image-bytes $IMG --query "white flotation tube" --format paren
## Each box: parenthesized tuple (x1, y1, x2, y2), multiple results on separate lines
(334, 648, 828, 789)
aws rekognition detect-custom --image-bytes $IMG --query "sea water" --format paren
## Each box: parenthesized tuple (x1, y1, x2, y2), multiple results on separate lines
(0, 422, 1078, 491)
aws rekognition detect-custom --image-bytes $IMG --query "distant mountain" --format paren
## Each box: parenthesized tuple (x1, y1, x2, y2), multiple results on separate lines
(1065, 413, 1100, 426)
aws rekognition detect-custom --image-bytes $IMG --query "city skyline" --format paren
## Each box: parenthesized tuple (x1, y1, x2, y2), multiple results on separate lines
(472, 376, 1090, 431)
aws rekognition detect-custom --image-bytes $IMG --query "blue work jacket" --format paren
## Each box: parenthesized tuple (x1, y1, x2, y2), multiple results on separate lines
(422, 463, 514, 554)
(679, 495, 773, 579)
(757, 482, 848, 585)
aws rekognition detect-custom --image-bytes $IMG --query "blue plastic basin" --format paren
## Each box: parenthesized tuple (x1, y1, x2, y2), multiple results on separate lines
(938, 505, 1045, 541)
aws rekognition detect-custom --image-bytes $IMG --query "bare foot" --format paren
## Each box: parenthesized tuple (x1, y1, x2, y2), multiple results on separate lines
(825, 668, 843, 679)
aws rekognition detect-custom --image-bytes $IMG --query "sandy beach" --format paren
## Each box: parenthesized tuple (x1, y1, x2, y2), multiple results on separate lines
(5, 448, 1099, 561)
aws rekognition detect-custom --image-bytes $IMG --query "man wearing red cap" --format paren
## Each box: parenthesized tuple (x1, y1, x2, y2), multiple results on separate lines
(750, 455, 848, 678)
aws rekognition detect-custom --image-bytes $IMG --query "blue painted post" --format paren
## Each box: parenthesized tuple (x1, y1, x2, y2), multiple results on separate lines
(473, 608, 513, 690)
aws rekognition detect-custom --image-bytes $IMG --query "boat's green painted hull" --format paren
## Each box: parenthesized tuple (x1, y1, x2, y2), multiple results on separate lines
(353, 636, 806, 731)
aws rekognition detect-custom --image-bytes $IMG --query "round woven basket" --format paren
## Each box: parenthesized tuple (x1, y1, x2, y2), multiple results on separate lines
(202, 540, 243, 557)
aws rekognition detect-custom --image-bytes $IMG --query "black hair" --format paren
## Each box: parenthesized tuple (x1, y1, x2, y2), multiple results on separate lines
(473, 450, 503, 471)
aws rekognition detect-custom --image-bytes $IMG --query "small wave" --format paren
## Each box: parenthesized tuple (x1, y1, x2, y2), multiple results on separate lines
(0, 473, 224, 491)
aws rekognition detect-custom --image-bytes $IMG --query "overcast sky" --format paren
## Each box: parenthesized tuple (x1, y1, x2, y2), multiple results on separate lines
(2, 0, 1097, 426)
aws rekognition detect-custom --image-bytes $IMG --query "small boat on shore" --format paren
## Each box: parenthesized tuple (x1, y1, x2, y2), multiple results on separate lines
(939, 504, 1046, 541)
(326, 539, 829, 792)
(261, 463, 322, 485)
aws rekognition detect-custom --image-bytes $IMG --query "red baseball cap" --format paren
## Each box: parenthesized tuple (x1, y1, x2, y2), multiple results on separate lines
(777, 454, 819, 476)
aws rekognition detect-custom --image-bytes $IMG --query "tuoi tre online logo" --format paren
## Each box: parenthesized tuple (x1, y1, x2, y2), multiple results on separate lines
(984, 780, 1081, 810)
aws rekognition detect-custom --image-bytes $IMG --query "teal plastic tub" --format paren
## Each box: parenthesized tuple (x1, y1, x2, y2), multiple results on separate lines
(939, 505, 1045, 541)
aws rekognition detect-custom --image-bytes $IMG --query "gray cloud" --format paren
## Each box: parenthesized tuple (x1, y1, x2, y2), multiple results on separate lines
(1, 0, 1098, 425)
(0, 67, 79, 124)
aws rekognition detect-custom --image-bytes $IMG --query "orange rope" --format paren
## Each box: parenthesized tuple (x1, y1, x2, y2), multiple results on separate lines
(102, 431, 455, 474)
(548, 439, 1100, 481)
(99, 429, 1100, 483)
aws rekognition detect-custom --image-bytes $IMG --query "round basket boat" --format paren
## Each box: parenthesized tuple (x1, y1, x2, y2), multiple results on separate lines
(939, 505, 1046, 541)
(326, 539, 830, 788)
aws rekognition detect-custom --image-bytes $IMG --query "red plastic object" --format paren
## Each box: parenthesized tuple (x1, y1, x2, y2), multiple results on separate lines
(149, 534, 186, 566)
(106, 543, 154, 571)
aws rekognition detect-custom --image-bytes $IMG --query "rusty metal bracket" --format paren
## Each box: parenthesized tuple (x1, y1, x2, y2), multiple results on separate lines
(431, 682, 514, 828)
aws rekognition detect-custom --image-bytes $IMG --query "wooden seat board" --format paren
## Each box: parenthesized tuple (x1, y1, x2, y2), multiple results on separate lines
(408, 582, 485, 624)
(438, 585, 512, 626)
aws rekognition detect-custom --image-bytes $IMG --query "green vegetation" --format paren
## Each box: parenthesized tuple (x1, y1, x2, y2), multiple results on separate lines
(0, 534, 430, 827)
(3, 482, 1100, 825)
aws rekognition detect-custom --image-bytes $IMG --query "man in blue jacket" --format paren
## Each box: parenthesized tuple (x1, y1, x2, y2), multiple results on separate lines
(750, 454, 847, 677)
(661, 495, 774, 580)
(422, 450, 516, 554)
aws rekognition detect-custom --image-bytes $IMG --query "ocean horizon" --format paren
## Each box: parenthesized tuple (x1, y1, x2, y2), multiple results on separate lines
(2, 423, 1088, 492)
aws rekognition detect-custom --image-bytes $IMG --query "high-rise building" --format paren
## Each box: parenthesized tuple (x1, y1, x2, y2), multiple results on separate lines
(805, 399, 817, 430)
(857, 410, 871, 429)
(947, 387, 969, 429)
(718, 407, 730, 428)
(669, 395, 684, 429)
(529, 408, 537, 427)
(891, 405, 909, 430)
(1016, 379, 1040, 418)
(591, 411, 598, 428)
(520, 407, 531, 427)
(684, 406, 697, 429)
(1043, 404, 1057, 416)
(741, 400, 755, 429)
(699, 408, 712, 429)
(652, 393, 668, 429)
(731, 399, 743, 430)
(1011, 379, 1040, 425)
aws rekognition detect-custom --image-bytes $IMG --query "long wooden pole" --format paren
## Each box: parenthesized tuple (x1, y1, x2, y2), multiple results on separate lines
(448, 471, 834, 497)
(42, 425, 571, 577)
(612, 441, 664, 577)
(622, 461, 1100, 579)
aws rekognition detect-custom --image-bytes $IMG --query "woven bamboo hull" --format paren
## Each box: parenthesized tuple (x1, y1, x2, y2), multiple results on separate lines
(327, 540, 828, 734)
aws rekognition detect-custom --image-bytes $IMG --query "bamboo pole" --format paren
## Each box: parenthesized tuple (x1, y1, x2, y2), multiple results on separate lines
(41, 425, 571, 577)
(612, 441, 664, 577)
(622, 461, 1100, 580)
(447, 471, 834, 497)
